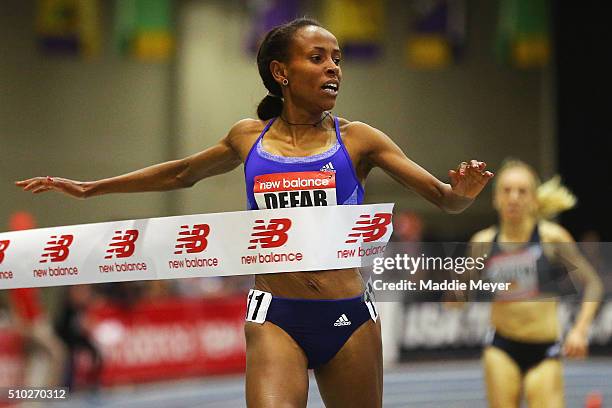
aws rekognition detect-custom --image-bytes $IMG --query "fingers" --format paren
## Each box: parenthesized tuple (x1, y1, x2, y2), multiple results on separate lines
(563, 340, 588, 359)
(15, 177, 55, 193)
(22, 180, 44, 192)
(15, 179, 35, 186)
(448, 169, 459, 186)
(466, 160, 487, 174)
(452, 161, 494, 182)
(564, 347, 582, 359)
(466, 161, 494, 180)
(455, 161, 468, 176)
(472, 159, 487, 171)
(574, 344, 587, 358)
(454, 160, 493, 174)
(449, 160, 494, 199)
(32, 186, 53, 194)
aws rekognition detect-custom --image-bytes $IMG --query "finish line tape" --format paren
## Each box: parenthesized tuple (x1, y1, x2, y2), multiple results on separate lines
(0, 204, 394, 289)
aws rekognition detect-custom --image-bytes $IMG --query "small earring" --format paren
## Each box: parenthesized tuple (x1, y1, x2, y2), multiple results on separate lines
(282, 78, 289, 86)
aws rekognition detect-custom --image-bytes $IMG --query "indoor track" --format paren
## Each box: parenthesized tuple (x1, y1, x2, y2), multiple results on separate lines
(52, 357, 611, 407)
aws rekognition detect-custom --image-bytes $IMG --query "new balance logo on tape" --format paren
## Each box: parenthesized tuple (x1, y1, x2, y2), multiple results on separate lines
(334, 314, 352, 326)
(0, 240, 9, 264)
(345, 213, 392, 243)
(248, 218, 292, 249)
(40, 235, 74, 263)
(174, 224, 210, 254)
(319, 162, 335, 172)
(0, 203, 394, 290)
(105, 230, 139, 259)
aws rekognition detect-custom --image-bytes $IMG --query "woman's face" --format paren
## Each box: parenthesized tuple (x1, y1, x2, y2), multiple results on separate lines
(283, 26, 342, 111)
(494, 167, 538, 222)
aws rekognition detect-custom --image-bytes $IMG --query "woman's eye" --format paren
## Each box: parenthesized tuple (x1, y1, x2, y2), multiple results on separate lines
(311, 55, 321, 62)
(333, 58, 341, 65)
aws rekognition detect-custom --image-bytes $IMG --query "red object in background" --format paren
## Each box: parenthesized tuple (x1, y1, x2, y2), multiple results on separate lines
(0, 329, 24, 408)
(8, 211, 36, 231)
(7, 212, 43, 323)
(78, 295, 247, 385)
(392, 211, 423, 242)
(0, 211, 35, 404)
(0, 330, 24, 391)
(8, 289, 42, 322)
(585, 391, 603, 408)
(0, 295, 247, 391)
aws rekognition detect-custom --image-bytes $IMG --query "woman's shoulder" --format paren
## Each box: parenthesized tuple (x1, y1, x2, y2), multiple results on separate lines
(337, 117, 378, 134)
(225, 118, 269, 157)
(229, 118, 268, 135)
(470, 226, 497, 243)
(538, 220, 575, 243)
(336, 117, 388, 150)
(227, 118, 268, 142)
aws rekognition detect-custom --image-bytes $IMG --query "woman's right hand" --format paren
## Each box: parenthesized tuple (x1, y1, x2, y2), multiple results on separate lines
(15, 177, 90, 199)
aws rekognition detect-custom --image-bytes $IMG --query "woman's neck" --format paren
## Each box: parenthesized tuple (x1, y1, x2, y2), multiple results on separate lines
(276, 108, 333, 143)
(499, 217, 537, 242)
(280, 103, 329, 125)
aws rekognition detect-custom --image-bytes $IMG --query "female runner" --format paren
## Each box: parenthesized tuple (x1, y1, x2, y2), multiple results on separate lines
(17, 18, 493, 407)
(470, 159, 603, 408)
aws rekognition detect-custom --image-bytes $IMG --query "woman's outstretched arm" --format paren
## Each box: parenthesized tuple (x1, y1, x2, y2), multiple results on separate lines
(353, 122, 494, 213)
(15, 120, 252, 199)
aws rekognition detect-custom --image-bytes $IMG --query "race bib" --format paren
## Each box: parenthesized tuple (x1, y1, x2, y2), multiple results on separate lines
(245, 289, 273, 324)
(486, 245, 540, 298)
(253, 172, 337, 209)
(363, 276, 379, 322)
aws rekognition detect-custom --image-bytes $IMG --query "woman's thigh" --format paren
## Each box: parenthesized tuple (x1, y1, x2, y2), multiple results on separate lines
(313, 319, 383, 408)
(483, 346, 523, 408)
(245, 321, 309, 408)
(524, 359, 564, 408)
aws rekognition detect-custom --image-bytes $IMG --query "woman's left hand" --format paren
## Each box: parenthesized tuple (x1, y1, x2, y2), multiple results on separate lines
(448, 160, 494, 199)
(563, 327, 589, 358)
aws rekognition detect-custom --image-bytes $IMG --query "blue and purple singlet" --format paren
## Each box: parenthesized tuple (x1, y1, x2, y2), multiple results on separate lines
(244, 115, 364, 210)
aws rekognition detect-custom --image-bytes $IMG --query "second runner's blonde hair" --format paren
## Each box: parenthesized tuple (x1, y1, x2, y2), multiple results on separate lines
(495, 158, 577, 219)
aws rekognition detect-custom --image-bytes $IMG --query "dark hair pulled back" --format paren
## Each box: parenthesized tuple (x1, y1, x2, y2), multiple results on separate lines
(256, 17, 322, 120)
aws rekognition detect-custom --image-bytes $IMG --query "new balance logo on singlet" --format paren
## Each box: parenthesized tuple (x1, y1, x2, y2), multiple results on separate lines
(319, 162, 335, 172)
(334, 314, 352, 326)
(253, 172, 337, 209)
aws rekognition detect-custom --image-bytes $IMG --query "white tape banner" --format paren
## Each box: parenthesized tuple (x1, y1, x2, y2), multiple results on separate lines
(0, 204, 393, 289)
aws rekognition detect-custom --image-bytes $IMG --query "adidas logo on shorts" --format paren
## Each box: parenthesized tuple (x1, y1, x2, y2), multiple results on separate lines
(320, 162, 335, 172)
(334, 314, 352, 326)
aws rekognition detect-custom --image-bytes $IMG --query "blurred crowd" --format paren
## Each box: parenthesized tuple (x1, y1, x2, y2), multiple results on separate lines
(0, 278, 252, 392)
